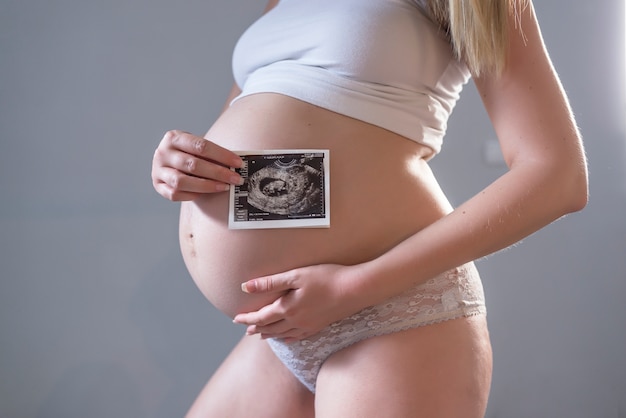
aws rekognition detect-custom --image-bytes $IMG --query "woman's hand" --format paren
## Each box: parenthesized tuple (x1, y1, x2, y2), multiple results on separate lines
(233, 264, 364, 342)
(151, 130, 244, 201)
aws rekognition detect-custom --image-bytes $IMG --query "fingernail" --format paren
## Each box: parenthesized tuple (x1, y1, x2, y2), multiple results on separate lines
(232, 158, 244, 169)
(230, 175, 244, 186)
(218, 183, 230, 192)
(241, 280, 257, 293)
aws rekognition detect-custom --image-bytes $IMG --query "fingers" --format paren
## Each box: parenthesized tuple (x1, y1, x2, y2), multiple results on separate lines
(163, 130, 243, 168)
(241, 273, 295, 294)
(233, 296, 317, 342)
(253, 321, 315, 341)
(233, 301, 281, 327)
(154, 149, 240, 191)
(151, 130, 244, 201)
(245, 321, 296, 337)
(153, 167, 218, 201)
(243, 321, 311, 342)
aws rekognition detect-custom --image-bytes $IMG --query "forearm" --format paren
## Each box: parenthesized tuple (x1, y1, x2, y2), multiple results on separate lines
(349, 157, 588, 309)
(347, 1, 591, 311)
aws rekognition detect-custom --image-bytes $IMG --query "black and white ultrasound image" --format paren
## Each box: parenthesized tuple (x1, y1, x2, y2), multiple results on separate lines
(232, 152, 327, 223)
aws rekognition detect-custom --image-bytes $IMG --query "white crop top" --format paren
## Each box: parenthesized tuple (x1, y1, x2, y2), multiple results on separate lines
(231, 0, 471, 158)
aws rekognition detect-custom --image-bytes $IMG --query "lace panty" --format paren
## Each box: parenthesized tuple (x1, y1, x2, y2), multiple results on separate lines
(266, 262, 487, 392)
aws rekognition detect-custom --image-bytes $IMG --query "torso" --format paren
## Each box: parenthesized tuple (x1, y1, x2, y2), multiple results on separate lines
(180, 94, 454, 318)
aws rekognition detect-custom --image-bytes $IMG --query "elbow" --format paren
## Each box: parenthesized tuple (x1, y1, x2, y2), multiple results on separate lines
(566, 178, 588, 213)
(570, 150, 590, 212)
(570, 173, 589, 212)
(559, 160, 589, 215)
(522, 154, 589, 218)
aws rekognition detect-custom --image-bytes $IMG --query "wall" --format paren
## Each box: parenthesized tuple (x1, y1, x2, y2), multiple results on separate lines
(1, 1, 624, 417)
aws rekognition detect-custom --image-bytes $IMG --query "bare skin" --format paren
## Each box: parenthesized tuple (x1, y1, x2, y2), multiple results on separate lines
(170, 91, 490, 417)
(177, 92, 450, 319)
(186, 335, 315, 418)
(151, 0, 587, 416)
(315, 316, 492, 417)
(186, 317, 491, 418)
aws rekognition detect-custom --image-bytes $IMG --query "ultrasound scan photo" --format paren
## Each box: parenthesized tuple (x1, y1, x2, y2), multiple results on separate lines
(229, 150, 330, 229)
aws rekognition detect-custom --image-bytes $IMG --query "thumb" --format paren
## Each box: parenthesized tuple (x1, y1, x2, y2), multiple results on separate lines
(241, 273, 294, 294)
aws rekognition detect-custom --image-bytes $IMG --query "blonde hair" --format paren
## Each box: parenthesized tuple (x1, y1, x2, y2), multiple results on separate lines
(426, 0, 528, 76)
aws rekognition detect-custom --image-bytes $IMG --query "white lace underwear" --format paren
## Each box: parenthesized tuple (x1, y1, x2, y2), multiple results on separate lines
(267, 262, 486, 392)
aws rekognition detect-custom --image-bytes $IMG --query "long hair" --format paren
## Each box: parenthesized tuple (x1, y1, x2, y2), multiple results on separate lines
(426, 0, 528, 76)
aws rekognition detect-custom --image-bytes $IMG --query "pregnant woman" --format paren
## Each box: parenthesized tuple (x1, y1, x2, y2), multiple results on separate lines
(151, 0, 588, 416)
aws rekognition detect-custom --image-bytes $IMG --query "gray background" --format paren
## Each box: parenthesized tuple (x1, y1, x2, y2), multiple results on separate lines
(1, 1, 624, 417)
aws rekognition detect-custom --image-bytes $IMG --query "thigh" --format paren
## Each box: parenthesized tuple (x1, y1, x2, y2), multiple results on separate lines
(314, 315, 493, 418)
(186, 334, 314, 418)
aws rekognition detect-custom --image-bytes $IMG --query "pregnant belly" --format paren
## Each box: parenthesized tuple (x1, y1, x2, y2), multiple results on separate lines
(179, 94, 452, 318)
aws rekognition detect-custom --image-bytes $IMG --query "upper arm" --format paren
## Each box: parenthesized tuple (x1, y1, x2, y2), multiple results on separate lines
(473, 1, 584, 170)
